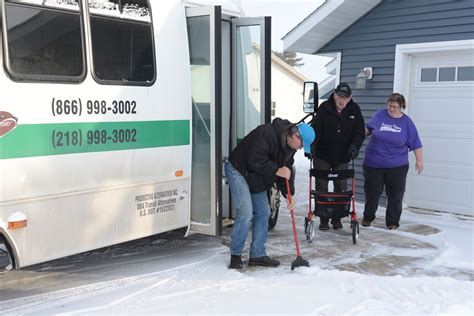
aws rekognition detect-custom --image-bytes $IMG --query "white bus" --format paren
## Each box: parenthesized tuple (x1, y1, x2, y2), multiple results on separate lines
(0, 0, 274, 269)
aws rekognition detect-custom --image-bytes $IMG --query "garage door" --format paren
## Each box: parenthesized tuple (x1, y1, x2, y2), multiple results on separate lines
(406, 51, 474, 216)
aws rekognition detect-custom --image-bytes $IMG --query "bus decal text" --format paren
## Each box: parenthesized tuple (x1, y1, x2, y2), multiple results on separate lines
(136, 189, 179, 217)
(52, 128, 137, 148)
(52, 98, 138, 116)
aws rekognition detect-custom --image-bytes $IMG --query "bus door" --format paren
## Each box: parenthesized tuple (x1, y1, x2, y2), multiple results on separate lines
(186, 6, 271, 236)
(226, 16, 271, 223)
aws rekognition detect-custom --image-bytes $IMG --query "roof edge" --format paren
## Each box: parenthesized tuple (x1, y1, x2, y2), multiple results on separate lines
(282, 0, 381, 54)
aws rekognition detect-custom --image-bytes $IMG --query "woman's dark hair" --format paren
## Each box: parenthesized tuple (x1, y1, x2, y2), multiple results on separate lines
(387, 93, 406, 109)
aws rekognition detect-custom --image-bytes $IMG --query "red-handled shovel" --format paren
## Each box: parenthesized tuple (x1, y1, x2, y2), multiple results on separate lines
(285, 178, 310, 270)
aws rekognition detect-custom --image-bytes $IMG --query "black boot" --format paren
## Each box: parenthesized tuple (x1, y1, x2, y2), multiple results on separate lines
(248, 256, 280, 267)
(228, 255, 243, 269)
(331, 218, 343, 230)
(319, 217, 329, 230)
(387, 224, 399, 230)
(362, 218, 372, 227)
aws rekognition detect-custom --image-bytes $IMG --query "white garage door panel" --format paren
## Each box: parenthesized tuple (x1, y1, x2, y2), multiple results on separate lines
(421, 136, 472, 169)
(409, 176, 472, 213)
(407, 52, 474, 216)
(411, 95, 473, 124)
(419, 124, 472, 142)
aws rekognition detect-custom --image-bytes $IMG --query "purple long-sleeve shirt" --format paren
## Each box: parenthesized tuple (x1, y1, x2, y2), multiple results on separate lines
(363, 109, 422, 168)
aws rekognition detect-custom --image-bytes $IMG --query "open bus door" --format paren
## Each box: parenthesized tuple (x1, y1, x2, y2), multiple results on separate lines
(186, 6, 271, 236)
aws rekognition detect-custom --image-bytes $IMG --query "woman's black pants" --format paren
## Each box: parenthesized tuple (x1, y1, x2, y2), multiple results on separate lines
(363, 164, 409, 227)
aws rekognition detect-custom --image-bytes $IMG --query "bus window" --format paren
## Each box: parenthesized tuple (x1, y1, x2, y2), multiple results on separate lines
(88, 0, 155, 85)
(3, 0, 86, 81)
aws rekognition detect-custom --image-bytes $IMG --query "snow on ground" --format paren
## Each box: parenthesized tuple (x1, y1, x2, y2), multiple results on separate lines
(0, 151, 473, 315)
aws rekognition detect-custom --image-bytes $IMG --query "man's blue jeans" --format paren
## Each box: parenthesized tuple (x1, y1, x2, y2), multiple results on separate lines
(225, 161, 270, 258)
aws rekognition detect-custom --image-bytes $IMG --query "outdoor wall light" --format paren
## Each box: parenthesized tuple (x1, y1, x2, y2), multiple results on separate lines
(355, 67, 373, 89)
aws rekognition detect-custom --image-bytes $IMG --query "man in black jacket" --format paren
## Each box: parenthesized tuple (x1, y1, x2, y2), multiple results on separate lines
(225, 118, 315, 269)
(311, 83, 365, 230)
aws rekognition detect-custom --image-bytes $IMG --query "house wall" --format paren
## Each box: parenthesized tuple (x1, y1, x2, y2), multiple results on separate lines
(271, 61, 307, 124)
(317, 0, 474, 204)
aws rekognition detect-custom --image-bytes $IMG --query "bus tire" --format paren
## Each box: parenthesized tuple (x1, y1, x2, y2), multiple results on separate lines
(0, 235, 14, 272)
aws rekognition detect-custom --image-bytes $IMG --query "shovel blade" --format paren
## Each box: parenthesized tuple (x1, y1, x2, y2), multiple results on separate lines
(291, 256, 310, 270)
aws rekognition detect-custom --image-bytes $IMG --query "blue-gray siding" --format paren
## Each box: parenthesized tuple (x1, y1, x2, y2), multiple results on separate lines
(317, 0, 474, 205)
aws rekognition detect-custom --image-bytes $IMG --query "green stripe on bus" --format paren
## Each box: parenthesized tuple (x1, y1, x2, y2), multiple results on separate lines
(0, 120, 190, 159)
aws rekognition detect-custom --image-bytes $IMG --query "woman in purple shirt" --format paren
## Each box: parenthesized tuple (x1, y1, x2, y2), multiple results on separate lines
(362, 93, 424, 230)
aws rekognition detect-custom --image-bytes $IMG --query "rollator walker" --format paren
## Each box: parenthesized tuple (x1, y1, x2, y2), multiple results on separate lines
(304, 159, 359, 244)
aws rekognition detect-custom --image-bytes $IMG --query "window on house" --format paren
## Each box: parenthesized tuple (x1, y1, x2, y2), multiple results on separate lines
(458, 66, 474, 81)
(439, 67, 455, 82)
(420, 68, 437, 82)
(4, 0, 85, 81)
(420, 66, 474, 83)
(88, 0, 155, 85)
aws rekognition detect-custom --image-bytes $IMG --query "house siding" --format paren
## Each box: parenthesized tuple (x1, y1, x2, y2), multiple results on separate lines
(317, 0, 474, 205)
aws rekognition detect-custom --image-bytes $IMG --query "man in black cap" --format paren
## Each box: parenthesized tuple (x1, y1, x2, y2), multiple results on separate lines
(310, 82, 365, 230)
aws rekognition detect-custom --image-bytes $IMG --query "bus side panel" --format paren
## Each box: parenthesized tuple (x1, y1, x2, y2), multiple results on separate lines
(3, 176, 190, 268)
(0, 0, 193, 267)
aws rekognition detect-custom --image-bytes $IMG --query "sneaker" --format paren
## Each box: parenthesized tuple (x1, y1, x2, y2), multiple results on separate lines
(319, 218, 329, 231)
(387, 224, 399, 230)
(228, 255, 243, 269)
(361, 218, 372, 227)
(248, 256, 280, 267)
(331, 219, 343, 230)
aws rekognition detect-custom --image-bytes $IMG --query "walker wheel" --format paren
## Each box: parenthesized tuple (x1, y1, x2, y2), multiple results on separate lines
(306, 219, 315, 243)
(352, 220, 359, 244)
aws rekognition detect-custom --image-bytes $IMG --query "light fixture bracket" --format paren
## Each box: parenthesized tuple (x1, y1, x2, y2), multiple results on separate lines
(355, 67, 373, 89)
(360, 67, 373, 79)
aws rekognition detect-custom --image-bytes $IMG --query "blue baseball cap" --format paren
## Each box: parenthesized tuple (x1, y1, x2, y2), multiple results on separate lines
(297, 123, 315, 154)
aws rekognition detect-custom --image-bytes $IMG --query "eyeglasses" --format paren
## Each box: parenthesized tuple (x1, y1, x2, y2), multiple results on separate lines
(335, 93, 350, 100)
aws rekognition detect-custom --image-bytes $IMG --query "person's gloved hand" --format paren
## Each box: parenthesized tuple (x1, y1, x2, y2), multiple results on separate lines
(286, 196, 296, 211)
(348, 144, 359, 160)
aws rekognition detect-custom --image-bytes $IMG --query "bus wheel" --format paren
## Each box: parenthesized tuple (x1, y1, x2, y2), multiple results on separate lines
(0, 236, 14, 272)
(268, 183, 281, 231)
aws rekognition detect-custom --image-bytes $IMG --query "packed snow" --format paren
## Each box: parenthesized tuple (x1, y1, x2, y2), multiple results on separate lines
(19, 0, 80, 10)
(18, 0, 151, 22)
(0, 151, 473, 315)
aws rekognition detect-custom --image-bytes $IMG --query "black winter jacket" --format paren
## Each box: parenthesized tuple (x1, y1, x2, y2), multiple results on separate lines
(311, 94, 365, 163)
(228, 118, 296, 195)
